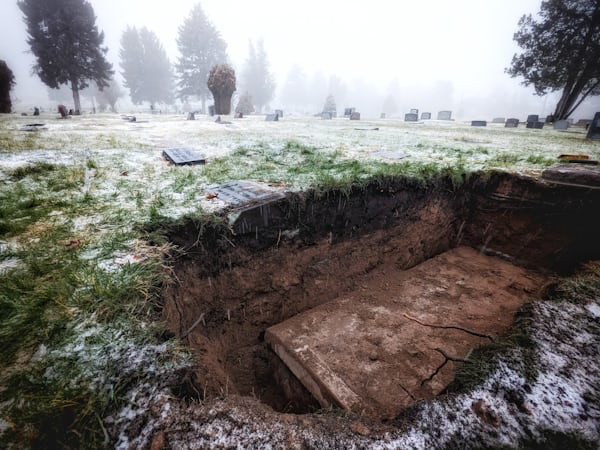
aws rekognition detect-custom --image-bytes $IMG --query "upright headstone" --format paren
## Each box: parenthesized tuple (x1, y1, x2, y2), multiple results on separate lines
(553, 120, 569, 130)
(437, 110, 452, 120)
(404, 113, 418, 122)
(505, 118, 519, 128)
(526, 121, 544, 129)
(265, 113, 279, 121)
(421, 112, 431, 120)
(586, 112, 600, 140)
(33, 107, 40, 116)
(344, 107, 355, 117)
(410, 108, 419, 115)
(471, 120, 487, 127)
(321, 112, 332, 120)
(350, 112, 361, 120)
(526, 114, 539, 124)
(163, 148, 206, 165)
(187, 112, 195, 120)
(208, 105, 215, 116)
(492, 117, 505, 123)
(275, 109, 283, 118)
(234, 112, 244, 119)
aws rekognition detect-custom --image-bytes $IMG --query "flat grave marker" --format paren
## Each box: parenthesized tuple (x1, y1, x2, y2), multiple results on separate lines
(163, 147, 206, 165)
(471, 120, 487, 127)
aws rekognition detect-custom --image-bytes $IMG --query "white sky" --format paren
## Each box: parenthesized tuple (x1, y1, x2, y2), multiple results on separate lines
(1, 0, 598, 118)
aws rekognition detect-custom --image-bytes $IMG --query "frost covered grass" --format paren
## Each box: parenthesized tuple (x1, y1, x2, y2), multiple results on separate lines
(0, 112, 598, 448)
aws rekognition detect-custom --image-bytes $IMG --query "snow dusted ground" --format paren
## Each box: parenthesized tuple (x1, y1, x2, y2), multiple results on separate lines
(1, 112, 599, 448)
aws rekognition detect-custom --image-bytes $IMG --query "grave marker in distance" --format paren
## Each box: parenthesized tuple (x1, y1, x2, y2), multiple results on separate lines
(163, 147, 206, 165)
(471, 120, 487, 127)
(275, 109, 283, 118)
(404, 113, 418, 122)
(265, 113, 279, 121)
(410, 108, 419, 115)
(492, 117, 505, 123)
(350, 112, 361, 120)
(344, 107, 355, 117)
(505, 118, 519, 128)
(421, 112, 431, 120)
(321, 112, 332, 120)
(586, 112, 600, 140)
(554, 120, 569, 130)
(526, 114, 539, 124)
(526, 121, 544, 129)
(437, 110, 452, 120)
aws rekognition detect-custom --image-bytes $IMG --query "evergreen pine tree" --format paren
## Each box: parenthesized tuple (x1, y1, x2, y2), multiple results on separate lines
(241, 39, 276, 113)
(0, 60, 16, 113)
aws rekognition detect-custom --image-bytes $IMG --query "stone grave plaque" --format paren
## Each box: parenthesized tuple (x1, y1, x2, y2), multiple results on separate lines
(344, 107, 355, 117)
(526, 114, 539, 123)
(163, 148, 206, 165)
(554, 120, 569, 130)
(275, 109, 283, 118)
(492, 117, 505, 123)
(404, 113, 418, 122)
(354, 126, 379, 131)
(204, 181, 287, 235)
(321, 112, 332, 120)
(526, 121, 544, 129)
(471, 120, 487, 127)
(421, 112, 431, 120)
(437, 110, 452, 120)
(350, 112, 361, 120)
(505, 118, 519, 128)
(21, 123, 46, 132)
(265, 113, 279, 121)
(587, 112, 600, 140)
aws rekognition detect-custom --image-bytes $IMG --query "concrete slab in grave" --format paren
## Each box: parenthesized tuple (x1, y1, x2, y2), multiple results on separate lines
(471, 120, 487, 126)
(492, 117, 505, 123)
(554, 120, 569, 130)
(265, 246, 544, 419)
(404, 113, 418, 122)
(586, 112, 600, 140)
(505, 118, 519, 128)
(437, 110, 452, 120)
(205, 181, 287, 234)
(163, 148, 206, 165)
(542, 164, 600, 188)
(372, 150, 409, 160)
(421, 112, 431, 120)
(265, 113, 279, 121)
(526, 121, 544, 129)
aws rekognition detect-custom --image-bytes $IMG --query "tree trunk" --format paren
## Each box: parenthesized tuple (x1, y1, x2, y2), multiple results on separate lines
(70, 79, 81, 114)
(214, 91, 232, 115)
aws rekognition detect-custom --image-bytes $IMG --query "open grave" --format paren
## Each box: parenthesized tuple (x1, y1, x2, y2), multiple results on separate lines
(162, 167, 600, 422)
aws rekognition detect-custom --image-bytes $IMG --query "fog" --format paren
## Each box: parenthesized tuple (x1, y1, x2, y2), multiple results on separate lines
(1, 0, 598, 119)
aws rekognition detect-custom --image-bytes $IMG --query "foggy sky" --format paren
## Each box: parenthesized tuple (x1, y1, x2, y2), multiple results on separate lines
(1, 0, 598, 119)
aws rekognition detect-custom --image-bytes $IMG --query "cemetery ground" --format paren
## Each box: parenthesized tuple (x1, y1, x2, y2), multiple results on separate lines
(0, 112, 599, 449)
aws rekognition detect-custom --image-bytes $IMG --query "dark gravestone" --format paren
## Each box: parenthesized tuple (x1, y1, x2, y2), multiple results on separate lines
(265, 113, 279, 121)
(505, 118, 519, 128)
(350, 112, 361, 120)
(554, 120, 569, 130)
(492, 117, 505, 123)
(21, 123, 46, 132)
(410, 108, 419, 115)
(471, 120, 487, 127)
(163, 148, 206, 165)
(586, 112, 600, 140)
(58, 104, 68, 118)
(526, 114, 539, 123)
(575, 119, 592, 128)
(187, 112, 195, 120)
(33, 107, 40, 116)
(526, 121, 544, 129)
(344, 107, 355, 117)
(421, 112, 431, 120)
(404, 113, 418, 122)
(545, 114, 555, 123)
(321, 112, 332, 120)
(275, 109, 283, 118)
(208, 105, 215, 116)
(437, 110, 452, 120)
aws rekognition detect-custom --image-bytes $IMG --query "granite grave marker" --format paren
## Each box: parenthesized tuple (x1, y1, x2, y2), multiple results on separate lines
(586, 112, 600, 140)
(163, 147, 206, 165)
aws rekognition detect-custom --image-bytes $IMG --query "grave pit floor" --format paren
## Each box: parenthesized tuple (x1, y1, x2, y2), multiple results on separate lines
(265, 246, 545, 420)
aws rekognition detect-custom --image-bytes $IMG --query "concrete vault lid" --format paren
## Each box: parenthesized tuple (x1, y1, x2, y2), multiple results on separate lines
(265, 246, 544, 420)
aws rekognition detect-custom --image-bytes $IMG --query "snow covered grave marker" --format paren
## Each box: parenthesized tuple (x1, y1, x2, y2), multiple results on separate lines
(162, 148, 206, 165)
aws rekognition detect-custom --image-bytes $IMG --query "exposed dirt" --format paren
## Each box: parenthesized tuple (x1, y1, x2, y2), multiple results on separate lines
(161, 171, 600, 425)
